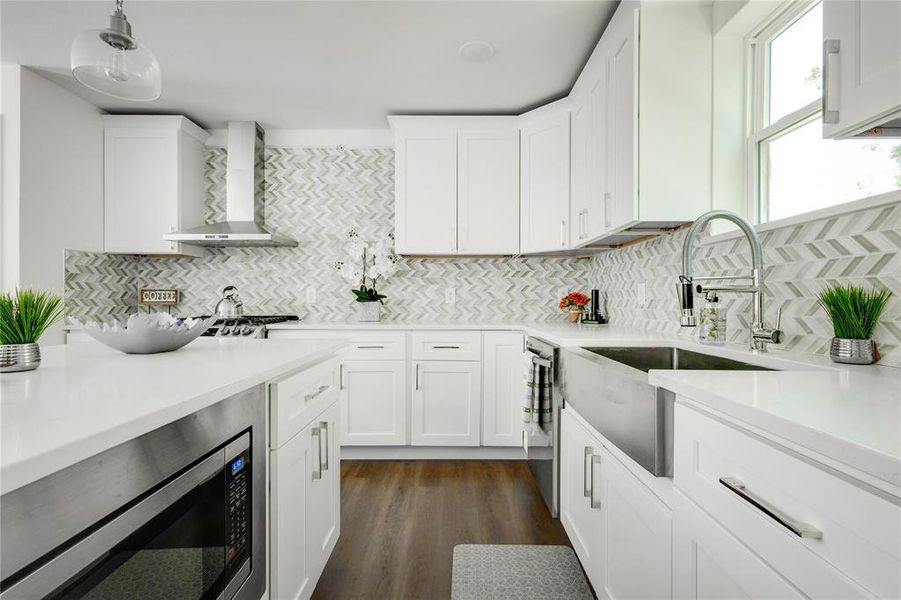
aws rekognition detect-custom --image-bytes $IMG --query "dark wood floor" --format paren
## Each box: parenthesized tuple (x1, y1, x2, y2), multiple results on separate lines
(311, 460, 571, 600)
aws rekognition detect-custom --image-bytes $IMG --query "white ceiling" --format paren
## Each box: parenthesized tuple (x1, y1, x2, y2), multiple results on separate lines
(1, 1, 618, 129)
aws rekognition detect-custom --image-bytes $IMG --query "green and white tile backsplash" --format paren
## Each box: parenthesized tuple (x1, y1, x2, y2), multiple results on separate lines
(66, 147, 592, 324)
(588, 201, 900, 366)
(65, 146, 900, 366)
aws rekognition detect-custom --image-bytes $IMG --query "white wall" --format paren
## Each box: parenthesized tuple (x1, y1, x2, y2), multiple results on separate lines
(0, 66, 104, 344)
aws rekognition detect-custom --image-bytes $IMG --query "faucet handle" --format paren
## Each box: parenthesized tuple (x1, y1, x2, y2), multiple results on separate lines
(775, 306, 783, 331)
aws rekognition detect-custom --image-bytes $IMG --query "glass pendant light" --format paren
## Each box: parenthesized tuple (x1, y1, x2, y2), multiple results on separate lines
(70, 0, 161, 101)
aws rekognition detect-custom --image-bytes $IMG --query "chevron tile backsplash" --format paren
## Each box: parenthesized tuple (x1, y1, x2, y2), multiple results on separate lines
(588, 200, 901, 367)
(66, 147, 592, 324)
(65, 147, 900, 366)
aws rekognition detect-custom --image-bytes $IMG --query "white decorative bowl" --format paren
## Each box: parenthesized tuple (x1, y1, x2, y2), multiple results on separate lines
(76, 313, 217, 354)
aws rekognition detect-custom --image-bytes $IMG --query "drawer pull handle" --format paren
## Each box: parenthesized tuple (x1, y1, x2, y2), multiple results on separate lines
(590, 455, 601, 509)
(583, 447, 593, 498)
(432, 345, 461, 349)
(356, 345, 385, 349)
(320, 421, 329, 471)
(719, 477, 822, 540)
(312, 427, 322, 480)
(304, 384, 330, 403)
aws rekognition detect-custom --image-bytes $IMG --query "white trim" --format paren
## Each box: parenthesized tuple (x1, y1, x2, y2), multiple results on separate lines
(205, 128, 393, 149)
(700, 189, 901, 246)
(339, 446, 525, 460)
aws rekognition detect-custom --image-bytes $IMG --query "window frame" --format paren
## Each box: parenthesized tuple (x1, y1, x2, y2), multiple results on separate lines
(745, 0, 823, 224)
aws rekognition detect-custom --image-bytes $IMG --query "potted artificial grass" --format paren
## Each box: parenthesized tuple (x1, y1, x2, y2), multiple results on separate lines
(0, 289, 65, 372)
(817, 284, 892, 364)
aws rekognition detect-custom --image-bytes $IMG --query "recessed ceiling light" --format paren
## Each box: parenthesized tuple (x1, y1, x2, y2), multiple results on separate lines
(458, 41, 496, 62)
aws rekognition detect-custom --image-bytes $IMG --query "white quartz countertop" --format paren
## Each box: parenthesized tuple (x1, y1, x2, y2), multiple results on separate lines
(649, 367, 901, 493)
(0, 338, 344, 495)
(271, 319, 900, 493)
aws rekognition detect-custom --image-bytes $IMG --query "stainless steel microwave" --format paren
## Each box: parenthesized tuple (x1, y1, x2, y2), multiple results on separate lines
(0, 387, 267, 600)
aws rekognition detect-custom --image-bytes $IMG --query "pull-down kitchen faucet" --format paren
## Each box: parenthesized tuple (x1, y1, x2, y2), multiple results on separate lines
(679, 210, 783, 352)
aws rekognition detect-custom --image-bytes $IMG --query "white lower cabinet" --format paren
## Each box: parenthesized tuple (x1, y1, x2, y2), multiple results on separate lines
(561, 407, 672, 599)
(339, 361, 406, 445)
(269, 384, 340, 600)
(411, 360, 481, 446)
(599, 445, 672, 600)
(673, 489, 804, 600)
(482, 332, 525, 447)
(560, 408, 604, 584)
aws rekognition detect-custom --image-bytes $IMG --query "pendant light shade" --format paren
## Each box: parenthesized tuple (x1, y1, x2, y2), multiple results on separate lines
(70, 0, 161, 101)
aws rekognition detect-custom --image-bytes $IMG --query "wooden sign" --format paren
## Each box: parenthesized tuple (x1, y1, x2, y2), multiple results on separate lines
(139, 288, 179, 306)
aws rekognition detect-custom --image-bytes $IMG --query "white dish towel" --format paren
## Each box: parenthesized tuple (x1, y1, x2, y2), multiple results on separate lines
(523, 350, 552, 437)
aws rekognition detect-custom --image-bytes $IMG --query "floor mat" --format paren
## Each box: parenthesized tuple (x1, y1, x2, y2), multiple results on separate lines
(451, 544, 594, 599)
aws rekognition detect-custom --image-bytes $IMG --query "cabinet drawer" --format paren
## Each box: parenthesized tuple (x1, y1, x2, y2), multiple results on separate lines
(674, 402, 897, 598)
(268, 330, 406, 361)
(411, 331, 481, 361)
(341, 333, 406, 361)
(270, 357, 340, 448)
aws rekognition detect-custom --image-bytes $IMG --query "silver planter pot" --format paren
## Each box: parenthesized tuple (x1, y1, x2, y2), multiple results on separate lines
(0, 343, 42, 373)
(829, 337, 877, 365)
(357, 302, 381, 322)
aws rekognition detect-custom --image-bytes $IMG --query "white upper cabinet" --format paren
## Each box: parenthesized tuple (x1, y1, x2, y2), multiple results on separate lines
(393, 123, 458, 255)
(520, 107, 571, 253)
(457, 129, 520, 254)
(823, 0, 901, 138)
(567, 1, 712, 248)
(103, 115, 208, 256)
(391, 117, 520, 256)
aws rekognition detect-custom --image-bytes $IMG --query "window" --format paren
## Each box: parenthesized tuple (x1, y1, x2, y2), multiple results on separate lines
(748, 1, 900, 223)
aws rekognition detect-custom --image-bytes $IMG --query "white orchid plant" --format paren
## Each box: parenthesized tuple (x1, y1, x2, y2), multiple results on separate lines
(334, 230, 399, 304)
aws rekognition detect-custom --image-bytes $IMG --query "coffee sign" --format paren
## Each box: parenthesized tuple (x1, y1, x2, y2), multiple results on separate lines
(139, 288, 179, 306)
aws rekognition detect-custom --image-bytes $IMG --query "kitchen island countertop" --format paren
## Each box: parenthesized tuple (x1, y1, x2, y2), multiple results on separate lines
(0, 338, 344, 495)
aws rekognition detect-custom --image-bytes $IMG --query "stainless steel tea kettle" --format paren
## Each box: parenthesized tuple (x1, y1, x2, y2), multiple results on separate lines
(215, 285, 244, 318)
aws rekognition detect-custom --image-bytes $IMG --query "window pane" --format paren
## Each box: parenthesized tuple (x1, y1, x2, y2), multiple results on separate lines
(764, 116, 901, 222)
(768, 2, 822, 124)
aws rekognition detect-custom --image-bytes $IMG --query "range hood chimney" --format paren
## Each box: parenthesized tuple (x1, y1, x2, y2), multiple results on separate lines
(164, 121, 296, 247)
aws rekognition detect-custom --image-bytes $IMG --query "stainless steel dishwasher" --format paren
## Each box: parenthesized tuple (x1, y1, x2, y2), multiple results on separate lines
(525, 336, 561, 517)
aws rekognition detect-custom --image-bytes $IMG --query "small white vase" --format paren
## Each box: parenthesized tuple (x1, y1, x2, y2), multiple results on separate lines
(358, 302, 381, 322)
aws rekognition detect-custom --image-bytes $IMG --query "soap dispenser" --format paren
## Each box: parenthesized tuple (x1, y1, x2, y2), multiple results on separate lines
(699, 292, 726, 345)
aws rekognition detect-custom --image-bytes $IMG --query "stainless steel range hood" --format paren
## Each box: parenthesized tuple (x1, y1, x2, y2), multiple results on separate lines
(164, 121, 296, 247)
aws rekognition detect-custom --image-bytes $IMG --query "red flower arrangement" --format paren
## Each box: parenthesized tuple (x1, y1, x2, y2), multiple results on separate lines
(559, 291, 590, 310)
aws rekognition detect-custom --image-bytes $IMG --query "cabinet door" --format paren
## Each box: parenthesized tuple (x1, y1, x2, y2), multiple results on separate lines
(605, 6, 638, 232)
(570, 99, 593, 246)
(560, 409, 605, 586)
(458, 129, 520, 254)
(600, 446, 672, 600)
(394, 127, 457, 254)
(308, 402, 341, 588)
(481, 332, 525, 447)
(411, 361, 481, 446)
(584, 73, 610, 240)
(673, 490, 804, 600)
(270, 422, 316, 600)
(340, 360, 406, 446)
(104, 127, 178, 254)
(823, 0, 901, 138)
(520, 111, 571, 253)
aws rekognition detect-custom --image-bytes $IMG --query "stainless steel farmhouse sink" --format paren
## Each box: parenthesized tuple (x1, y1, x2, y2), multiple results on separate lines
(585, 346, 775, 373)
(559, 346, 774, 477)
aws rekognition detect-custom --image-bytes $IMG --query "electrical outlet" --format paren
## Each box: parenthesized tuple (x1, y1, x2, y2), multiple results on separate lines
(444, 287, 456, 304)
(637, 282, 647, 308)
(306, 288, 317, 304)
